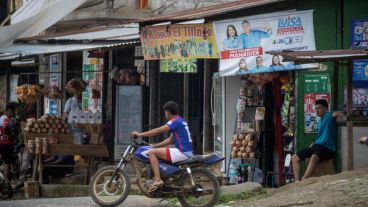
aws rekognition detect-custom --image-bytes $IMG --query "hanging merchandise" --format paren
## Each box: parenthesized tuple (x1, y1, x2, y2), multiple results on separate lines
(230, 133, 257, 159)
(109, 67, 137, 85)
(42, 85, 63, 100)
(16, 84, 42, 104)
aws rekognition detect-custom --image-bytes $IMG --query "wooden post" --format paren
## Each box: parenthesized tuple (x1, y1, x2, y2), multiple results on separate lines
(149, 61, 159, 142)
(203, 60, 212, 153)
(61, 52, 67, 107)
(183, 73, 189, 120)
(346, 60, 354, 170)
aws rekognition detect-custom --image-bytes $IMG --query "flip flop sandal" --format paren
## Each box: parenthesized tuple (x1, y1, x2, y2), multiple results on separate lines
(148, 181, 164, 192)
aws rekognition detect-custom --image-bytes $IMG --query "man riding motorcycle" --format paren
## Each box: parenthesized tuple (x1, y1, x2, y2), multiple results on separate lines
(130, 101, 193, 192)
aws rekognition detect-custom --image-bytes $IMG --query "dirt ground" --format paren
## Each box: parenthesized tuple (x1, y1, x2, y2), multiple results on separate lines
(232, 168, 368, 207)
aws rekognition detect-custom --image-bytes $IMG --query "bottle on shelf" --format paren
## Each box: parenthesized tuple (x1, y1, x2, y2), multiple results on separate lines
(229, 161, 239, 185)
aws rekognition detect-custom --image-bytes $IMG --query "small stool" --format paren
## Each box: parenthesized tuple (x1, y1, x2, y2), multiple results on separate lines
(305, 158, 335, 177)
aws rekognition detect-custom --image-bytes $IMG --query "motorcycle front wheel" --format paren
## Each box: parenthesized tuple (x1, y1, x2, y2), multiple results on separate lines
(177, 168, 220, 207)
(89, 166, 131, 207)
(0, 174, 13, 199)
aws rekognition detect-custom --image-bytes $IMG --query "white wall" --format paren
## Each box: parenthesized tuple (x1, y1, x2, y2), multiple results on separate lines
(340, 126, 368, 170)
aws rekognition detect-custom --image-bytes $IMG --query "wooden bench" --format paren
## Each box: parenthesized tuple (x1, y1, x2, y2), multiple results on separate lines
(306, 158, 336, 177)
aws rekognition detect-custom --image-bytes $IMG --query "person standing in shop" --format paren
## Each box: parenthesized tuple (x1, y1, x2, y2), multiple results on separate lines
(64, 78, 84, 144)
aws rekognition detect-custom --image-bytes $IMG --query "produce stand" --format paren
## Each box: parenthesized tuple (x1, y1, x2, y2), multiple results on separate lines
(23, 116, 108, 185)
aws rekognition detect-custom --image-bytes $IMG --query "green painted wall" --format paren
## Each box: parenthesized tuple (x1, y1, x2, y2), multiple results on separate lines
(295, 0, 337, 173)
(296, 0, 368, 173)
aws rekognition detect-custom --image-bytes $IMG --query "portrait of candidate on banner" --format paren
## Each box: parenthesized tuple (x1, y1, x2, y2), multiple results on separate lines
(214, 10, 317, 76)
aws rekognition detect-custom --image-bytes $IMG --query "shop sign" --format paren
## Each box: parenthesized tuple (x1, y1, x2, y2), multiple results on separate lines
(304, 93, 330, 133)
(140, 23, 220, 60)
(160, 59, 197, 73)
(47, 54, 61, 115)
(0, 76, 6, 111)
(304, 74, 331, 93)
(9, 75, 19, 103)
(350, 18, 368, 48)
(214, 10, 317, 76)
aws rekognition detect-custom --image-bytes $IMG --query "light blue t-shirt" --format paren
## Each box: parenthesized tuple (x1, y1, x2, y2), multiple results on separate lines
(222, 36, 243, 50)
(250, 65, 269, 73)
(239, 30, 271, 49)
(315, 111, 337, 152)
(270, 64, 286, 71)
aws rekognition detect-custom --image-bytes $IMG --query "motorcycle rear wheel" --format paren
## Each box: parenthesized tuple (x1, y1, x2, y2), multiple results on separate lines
(177, 168, 220, 207)
(89, 166, 131, 207)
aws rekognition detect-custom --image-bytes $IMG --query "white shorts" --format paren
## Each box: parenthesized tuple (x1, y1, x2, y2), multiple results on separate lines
(166, 148, 190, 163)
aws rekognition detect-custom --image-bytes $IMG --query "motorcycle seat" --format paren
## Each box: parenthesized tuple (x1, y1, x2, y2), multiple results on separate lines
(175, 154, 213, 165)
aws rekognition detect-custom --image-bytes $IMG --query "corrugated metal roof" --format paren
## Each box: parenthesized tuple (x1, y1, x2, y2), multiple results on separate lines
(139, 0, 285, 22)
(16, 24, 139, 42)
(0, 40, 139, 59)
(266, 49, 368, 63)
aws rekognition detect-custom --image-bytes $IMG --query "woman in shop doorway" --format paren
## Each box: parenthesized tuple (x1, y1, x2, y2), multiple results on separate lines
(236, 58, 249, 75)
(222, 24, 243, 50)
(64, 78, 84, 144)
(270, 55, 285, 71)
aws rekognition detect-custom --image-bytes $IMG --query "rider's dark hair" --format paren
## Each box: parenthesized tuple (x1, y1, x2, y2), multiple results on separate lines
(315, 99, 329, 108)
(163, 101, 179, 115)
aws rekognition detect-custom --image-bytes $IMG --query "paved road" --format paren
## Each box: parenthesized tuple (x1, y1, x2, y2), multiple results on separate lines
(0, 195, 172, 207)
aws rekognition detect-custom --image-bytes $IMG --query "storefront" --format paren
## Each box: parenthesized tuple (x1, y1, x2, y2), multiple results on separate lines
(212, 10, 319, 186)
(139, 22, 220, 154)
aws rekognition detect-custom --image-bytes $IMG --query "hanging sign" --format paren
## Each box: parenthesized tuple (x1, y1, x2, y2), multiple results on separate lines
(304, 74, 331, 93)
(214, 10, 317, 76)
(160, 59, 197, 73)
(140, 23, 220, 60)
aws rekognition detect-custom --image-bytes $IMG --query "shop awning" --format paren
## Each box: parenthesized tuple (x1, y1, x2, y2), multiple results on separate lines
(0, 25, 140, 60)
(266, 49, 368, 63)
(16, 24, 140, 42)
(138, 0, 285, 23)
(0, 0, 87, 47)
(0, 40, 139, 60)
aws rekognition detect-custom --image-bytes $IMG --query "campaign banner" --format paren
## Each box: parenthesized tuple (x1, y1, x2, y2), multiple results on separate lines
(140, 23, 220, 60)
(214, 10, 316, 76)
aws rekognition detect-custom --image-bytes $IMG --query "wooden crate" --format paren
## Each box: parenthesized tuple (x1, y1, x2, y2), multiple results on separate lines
(24, 181, 39, 198)
(24, 133, 74, 144)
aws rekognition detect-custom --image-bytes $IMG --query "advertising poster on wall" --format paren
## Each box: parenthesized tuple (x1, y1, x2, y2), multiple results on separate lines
(0, 76, 6, 111)
(304, 73, 331, 133)
(82, 51, 103, 112)
(160, 59, 197, 73)
(45, 54, 61, 115)
(140, 23, 220, 60)
(9, 74, 19, 103)
(214, 10, 316, 76)
(304, 93, 330, 133)
(350, 18, 368, 48)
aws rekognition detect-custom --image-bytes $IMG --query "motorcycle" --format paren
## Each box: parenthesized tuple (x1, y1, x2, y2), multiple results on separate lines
(0, 163, 13, 199)
(89, 136, 224, 207)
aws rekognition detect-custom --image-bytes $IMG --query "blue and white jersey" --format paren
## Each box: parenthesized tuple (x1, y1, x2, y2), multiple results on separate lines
(166, 116, 193, 156)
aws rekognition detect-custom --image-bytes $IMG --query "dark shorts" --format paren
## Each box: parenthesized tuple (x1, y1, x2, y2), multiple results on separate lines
(0, 143, 14, 164)
(296, 144, 335, 162)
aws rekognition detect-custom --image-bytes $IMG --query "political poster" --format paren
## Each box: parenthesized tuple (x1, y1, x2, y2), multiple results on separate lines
(140, 23, 220, 60)
(214, 10, 316, 76)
